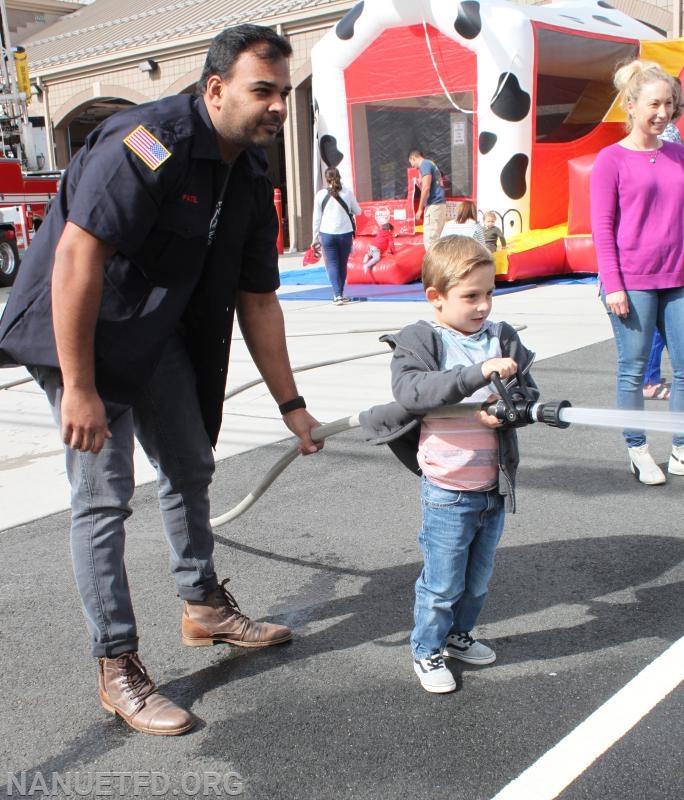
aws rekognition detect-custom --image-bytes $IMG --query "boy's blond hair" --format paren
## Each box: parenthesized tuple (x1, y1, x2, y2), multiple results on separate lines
(483, 210, 497, 222)
(422, 235, 494, 295)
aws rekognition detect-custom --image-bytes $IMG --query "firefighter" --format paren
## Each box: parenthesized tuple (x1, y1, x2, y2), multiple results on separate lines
(0, 24, 321, 736)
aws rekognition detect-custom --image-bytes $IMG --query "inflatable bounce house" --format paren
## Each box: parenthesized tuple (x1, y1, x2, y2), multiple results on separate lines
(311, 0, 684, 283)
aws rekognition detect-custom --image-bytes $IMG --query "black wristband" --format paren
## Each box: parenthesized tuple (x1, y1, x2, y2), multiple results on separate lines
(278, 395, 306, 415)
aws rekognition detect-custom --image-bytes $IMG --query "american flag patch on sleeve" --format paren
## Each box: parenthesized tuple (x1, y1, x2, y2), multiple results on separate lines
(123, 125, 171, 170)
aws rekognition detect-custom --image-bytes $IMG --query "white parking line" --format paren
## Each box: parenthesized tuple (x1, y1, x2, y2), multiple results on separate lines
(491, 636, 684, 800)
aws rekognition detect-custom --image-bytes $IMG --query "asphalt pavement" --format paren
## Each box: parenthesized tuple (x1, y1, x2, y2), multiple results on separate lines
(0, 264, 682, 800)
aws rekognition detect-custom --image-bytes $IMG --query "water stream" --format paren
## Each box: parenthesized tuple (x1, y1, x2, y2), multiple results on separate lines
(558, 406, 684, 434)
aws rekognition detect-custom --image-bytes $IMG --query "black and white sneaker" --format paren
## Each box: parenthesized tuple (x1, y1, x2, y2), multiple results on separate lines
(443, 632, 496, 665)
(628, 444, 666, 485)
(413, 654, 456, 693)
(668, 444, 684, 476)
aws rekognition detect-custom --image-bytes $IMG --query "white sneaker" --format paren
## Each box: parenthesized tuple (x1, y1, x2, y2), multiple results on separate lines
(627, 444, 667, 486)
(413, 654, 456, 693)
(443, 632, 496, 665)
(668, 444, 684, 475)
(628, 444, 666, 485)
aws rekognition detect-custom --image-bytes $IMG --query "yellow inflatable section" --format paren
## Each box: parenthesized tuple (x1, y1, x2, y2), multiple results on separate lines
(605, 38, 684, 123)
(492, 225, 568, 277)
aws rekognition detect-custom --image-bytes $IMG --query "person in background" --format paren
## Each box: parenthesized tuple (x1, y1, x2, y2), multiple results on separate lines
(0, 24, 322, 736)
(642, 75, 683, 401)
(482, 211, 507, 253)
(363, 222, 395, 272)
(658, 75, 682, 144)
(312, 166, 362, 305)
(408, 148, 447, 250)
(590, 59, 684, 485)
(440, 200, 486, 247)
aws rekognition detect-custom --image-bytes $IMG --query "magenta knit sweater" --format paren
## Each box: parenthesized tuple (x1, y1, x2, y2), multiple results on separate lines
(590, 141, 684, 294)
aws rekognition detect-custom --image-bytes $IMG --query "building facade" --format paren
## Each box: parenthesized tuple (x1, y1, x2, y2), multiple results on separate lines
(8, 0, 684, 248)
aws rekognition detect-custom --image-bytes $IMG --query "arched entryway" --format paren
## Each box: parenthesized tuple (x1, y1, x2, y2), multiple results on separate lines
(49, 78, 294, 247)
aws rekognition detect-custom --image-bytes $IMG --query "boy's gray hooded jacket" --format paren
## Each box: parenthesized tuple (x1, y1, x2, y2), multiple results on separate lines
(359, 319, 538, 512)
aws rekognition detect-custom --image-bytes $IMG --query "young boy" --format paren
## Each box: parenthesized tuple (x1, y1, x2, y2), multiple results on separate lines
(363, 222, 395, 271)
(362, 236, 538, 693)
(483, 210, 507, 253)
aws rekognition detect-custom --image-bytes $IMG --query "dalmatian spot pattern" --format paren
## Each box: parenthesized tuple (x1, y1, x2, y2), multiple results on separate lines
(320, 134, 344, 167)
(336, 2, 365, 41)
(490, 72, 531, 122)
(454, 1, 482, 40)
(312, 0, 660, 237)
(479, 131, 497, 154)
(500, 153, 529, 199)
(592, 15, 621, 27)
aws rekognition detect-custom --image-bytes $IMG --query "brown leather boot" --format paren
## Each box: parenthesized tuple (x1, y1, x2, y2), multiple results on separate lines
(98, 652, 195, 736)
(181, 579, 292, 647)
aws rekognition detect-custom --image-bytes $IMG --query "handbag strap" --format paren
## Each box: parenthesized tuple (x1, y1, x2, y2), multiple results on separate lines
(321, 191, 356, 232)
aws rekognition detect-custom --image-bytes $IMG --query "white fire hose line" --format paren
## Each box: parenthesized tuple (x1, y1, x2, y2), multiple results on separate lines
(209, 404, 500, 528)
(0, 375, 31, 391)
(489, 635, 684, 800)
(0, 324, 513, 393)
(0, 345, 393, 395)
(234, 326, 401, 339)
(210, 415, 360, 528)
(208, 398, 684, 528)
(224, 350, 389, 400)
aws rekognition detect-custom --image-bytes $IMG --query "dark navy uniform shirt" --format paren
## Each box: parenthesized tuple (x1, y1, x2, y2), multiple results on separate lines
(0, 94, 280, 445)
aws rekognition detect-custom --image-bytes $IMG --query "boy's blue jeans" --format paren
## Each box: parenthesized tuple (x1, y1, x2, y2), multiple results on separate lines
(411, 477, 505, 659)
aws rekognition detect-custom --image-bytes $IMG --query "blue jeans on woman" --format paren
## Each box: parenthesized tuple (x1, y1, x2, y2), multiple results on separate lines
(411, 477, 505, 659)
(31, 334, 219, 657)
(319, 231, 353, 298)
(602, 286, 684, 447)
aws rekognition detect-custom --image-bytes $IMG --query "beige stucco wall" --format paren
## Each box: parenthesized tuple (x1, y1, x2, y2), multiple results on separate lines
(34, 21, 335, 248)
(48, 57, 202, 126)
(27, 1, 684, 248)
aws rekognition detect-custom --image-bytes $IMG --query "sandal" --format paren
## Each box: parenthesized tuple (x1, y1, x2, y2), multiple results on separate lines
(643, 382, 670, 400)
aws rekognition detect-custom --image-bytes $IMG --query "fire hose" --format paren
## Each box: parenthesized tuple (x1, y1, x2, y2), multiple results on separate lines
(209, 373, 571, 528)
(210, 369, 684, 529)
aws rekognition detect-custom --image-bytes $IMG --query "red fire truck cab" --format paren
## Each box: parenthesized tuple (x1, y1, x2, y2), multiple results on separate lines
(0, 158, 60, 286)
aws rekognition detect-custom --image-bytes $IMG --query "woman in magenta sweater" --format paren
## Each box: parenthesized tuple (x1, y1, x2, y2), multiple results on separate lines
(590, 59, 684, 485)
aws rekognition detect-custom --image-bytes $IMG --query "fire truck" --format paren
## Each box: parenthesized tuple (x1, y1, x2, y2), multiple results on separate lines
(0, 158, 59, 286)
(0, 12, 61, 287)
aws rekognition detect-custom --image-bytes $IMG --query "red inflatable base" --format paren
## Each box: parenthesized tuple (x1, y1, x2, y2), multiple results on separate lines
(500, 236, 597, 282)
(346, 235, 425, 285)
(344, 233, 597, 285)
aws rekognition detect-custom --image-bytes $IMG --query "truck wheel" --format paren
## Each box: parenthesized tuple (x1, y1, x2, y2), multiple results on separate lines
(0, 238, 20, 287)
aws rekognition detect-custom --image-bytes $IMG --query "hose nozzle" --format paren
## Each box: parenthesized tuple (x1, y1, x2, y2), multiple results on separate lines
(483, 398, 572, 428)
(484, 374, 571, 428)
(531, 400, 572, 429)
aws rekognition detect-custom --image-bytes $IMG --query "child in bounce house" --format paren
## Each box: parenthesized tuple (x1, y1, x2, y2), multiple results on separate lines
(363, 222, 395, 272)
(482, 211, 507, 253)
(361, 236, 539, 693)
